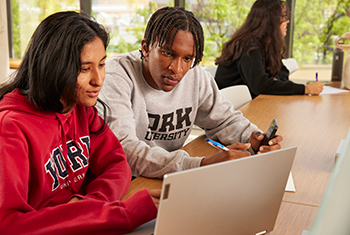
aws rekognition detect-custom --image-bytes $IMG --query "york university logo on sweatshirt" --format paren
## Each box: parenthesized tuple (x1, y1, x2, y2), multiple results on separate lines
(145, 107, 192, 141)
(44, 136, 90, 191)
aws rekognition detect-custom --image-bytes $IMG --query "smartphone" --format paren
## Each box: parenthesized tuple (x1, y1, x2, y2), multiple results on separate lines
(260, 119, 278, 146)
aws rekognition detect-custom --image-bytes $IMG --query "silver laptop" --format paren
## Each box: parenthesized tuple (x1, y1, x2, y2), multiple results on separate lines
(308, 128, 350, 235)
(126, 146, 297, 235)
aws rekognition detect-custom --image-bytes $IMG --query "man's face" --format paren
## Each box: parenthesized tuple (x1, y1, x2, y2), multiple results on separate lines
(141, 30, 195, 92)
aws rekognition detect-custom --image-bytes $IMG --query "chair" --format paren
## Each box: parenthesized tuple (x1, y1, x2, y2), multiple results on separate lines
(203, 66, 218, 77)
(220, 85, 252, 109)
(282, 58, 299, 74)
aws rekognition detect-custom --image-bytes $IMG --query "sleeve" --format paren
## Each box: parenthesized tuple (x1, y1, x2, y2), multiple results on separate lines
(237, 48, 305, 96)
(0, 112, 157, 235)
(97, 58, 203, 179)
(193, 69, 261, 150)
(276, 62, 290, 81)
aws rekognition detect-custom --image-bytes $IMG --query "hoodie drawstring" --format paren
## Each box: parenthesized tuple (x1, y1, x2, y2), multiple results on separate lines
(56, 114, 80, 193)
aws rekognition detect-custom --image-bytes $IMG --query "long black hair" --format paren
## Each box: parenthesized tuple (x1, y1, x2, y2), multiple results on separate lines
(216, 0, 289, 76)
(142, 7, 204, 67)
(0, 11, 109, 114)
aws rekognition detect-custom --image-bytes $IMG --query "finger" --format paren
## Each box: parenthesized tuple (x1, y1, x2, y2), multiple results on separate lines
(229, 150, 251, 159)
(227, 142, 251, 150)
(203, 150, 250, 166)
(68, 197, 82, 203)
(223, 150, 251, 160)
(259, 143, 281, 153)
(152, 198, 160, 209)
(149, 189, 162, 198)
(268, 135, 283, 145)
(254, 131, 264, 140)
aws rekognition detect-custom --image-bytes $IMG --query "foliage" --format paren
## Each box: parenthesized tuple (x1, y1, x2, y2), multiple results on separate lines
(192, 0, 254, 66)
(194, 0, 350, 66)
(107, 1, 158, 56)
(293, 0, 350, 64)
(12, 0, 21, 58)
(10, 0, 350, 66)
(12, 0, 79, 59)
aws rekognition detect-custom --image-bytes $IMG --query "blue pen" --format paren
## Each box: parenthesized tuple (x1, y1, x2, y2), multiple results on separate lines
(316, 72, 318, 82)
(205, 138, 229, 151)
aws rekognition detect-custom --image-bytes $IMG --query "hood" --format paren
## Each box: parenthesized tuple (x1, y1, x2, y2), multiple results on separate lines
(0, 88, 68, 121)
(0, 89, 82, 193)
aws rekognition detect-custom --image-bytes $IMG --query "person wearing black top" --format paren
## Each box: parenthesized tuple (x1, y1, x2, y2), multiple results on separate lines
(215, 0, 323, 99)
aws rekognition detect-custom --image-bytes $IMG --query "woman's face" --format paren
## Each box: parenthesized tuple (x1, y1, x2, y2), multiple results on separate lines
(280, 6, 289, 37)
(75, 37, 106, 109)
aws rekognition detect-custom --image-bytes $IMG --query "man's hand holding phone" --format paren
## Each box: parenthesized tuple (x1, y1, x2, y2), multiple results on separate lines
(250, 119, 283, 154)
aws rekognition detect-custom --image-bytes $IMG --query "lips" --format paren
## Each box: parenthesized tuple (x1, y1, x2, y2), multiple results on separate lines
(164, 76, 179, 85)
(86, 90, 100, 98)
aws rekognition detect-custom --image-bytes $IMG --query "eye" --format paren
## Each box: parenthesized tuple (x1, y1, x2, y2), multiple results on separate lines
(161, 50, 172, 57)
(81, 67, 90, 73)
(184, 57, 193, 63)
(99, 63, 105, 68)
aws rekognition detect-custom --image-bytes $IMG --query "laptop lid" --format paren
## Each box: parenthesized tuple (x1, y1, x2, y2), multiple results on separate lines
(127, 146, 296, 235)
(309, 128, 350, 235)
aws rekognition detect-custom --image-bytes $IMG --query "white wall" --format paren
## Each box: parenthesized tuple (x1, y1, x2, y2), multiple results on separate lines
(0, 1, 9, 84)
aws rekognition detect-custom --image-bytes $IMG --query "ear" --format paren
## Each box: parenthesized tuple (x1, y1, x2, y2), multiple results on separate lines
(141, 39, 150, 58)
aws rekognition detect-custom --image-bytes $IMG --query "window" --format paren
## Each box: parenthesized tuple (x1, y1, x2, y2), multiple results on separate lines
(8, 0, 350, 65)
(293, 0, 350, 65)
(91, 0, 170, 57)
(10, 0, 80, 59)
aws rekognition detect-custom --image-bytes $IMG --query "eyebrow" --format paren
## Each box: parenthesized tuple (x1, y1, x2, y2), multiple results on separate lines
(81, 55, 107, 65)
(160, 46, 195, 58)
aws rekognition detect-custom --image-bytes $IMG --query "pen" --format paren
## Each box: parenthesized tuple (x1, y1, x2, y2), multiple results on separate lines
(316, 72, 318, 82)
(205, 138, 229, 151)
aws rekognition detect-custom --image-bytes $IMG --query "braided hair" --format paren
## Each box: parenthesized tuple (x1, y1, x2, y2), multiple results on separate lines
(142, 7, 204, 67)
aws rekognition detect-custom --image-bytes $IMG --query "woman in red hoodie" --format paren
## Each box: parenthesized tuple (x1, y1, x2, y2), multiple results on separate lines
(0, 11, 158, 234)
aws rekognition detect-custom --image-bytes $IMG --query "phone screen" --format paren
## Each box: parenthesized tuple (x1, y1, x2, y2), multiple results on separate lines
(261, 119, 278, 146)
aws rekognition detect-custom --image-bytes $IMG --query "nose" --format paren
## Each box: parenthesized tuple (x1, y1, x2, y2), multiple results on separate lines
(91, 68, 104, 86)
(168, 57, 183, 74)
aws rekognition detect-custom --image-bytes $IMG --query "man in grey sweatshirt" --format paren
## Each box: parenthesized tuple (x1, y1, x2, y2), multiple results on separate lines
(97, 7, 283, 178)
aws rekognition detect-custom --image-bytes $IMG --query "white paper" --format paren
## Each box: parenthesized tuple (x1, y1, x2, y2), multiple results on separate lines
(285, 172, 296, 192)
(319, 86, 349, 95)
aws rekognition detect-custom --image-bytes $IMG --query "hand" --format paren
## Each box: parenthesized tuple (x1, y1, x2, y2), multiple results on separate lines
(250, 131, 264, 152)
(200, 142, 251, 166)
(250, 131, 283, 154)
(305, 82, 324, 95)
(149, 189, 162, 209)
(68, 196, 82, 203)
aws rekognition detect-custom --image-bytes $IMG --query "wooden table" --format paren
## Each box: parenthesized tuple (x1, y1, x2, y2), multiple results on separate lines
(123, 65, 350, 235)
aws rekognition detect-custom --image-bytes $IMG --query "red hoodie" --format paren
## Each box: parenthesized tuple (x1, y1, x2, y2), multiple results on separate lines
(0, 89, 157, 234)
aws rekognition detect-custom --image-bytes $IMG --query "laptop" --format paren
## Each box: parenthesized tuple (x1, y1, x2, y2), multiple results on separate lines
(126, 146, 297, 235)
(306, 128, 350, 235)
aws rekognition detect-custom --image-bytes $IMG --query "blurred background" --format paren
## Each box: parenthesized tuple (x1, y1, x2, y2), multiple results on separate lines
(5, 0, 350, 66)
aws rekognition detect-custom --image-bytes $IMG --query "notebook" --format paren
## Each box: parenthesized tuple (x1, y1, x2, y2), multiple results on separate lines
(126, 146, 297, 235)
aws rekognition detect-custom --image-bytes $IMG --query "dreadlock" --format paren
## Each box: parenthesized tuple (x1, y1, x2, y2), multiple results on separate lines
(142, 7, 204, 67)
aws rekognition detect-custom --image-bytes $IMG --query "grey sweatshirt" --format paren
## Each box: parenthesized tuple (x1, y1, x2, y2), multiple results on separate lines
(97, 50, 261, 178)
